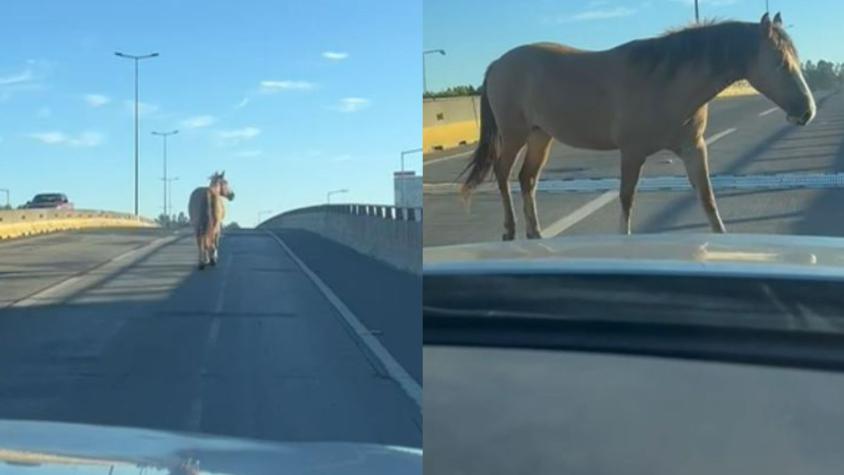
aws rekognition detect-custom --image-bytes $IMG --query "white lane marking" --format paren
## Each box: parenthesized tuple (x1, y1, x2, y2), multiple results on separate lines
(424, 150, 473, 166)
(540, 127, 737, 237)
(186, 253, 231, 433)
(705, 127, 737, 145)
(265, 231, 421, 410)
(758, 107, 779, 117)
(541, 191, 619, 238)
(10, 235, 178, 308)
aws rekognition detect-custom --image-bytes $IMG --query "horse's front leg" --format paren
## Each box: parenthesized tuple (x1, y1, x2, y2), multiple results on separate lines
(676, 139, 726, 233)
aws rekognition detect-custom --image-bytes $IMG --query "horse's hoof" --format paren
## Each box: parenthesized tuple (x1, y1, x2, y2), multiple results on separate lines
(198, 263, 205, 270)
(502, 233, 515, 241)
(210, 258, 217, 266)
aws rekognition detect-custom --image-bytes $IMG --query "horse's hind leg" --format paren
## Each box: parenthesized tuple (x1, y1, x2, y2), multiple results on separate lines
(676, 139, 726, 233)
(619, 150, 647, 235)
(196, 233, 207, 270)
(494, 134, 527, 241)
(519, 128, 553, 239)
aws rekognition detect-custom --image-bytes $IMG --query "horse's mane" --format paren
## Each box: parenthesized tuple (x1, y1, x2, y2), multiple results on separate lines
(623, 19, 796, 78)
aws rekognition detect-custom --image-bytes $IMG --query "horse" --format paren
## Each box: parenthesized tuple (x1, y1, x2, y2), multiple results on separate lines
(461, 13, 815, 240)
(188, 171, 235, 269)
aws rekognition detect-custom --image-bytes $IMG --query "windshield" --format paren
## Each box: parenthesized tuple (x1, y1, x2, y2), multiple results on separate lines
(0, 0, 422, 470)
(32, 194, 64, 203)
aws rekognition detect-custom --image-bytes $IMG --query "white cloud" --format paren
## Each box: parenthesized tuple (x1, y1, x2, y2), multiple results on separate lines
(322, 51, 349, 61)
(234, 149, 262, 158)
(180, 115, 217, 129)
(36, 107, 52, 118)
(218, 127, 261, 144)
(28, 131, 103, 147)
(29, 132, 67, 144)
(235, 97, 250, 108)
(333, 97, 371, 113)
(84, 93, 110, 107)
(123, 100, 159, 116)
(0, 65, 44, 101)
(0, 69, 33, 86)
(553, 6, 636, 22)
(259, 80, 315, 93)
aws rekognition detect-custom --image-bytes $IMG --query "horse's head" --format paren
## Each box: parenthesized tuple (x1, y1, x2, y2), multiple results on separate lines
(210, 171, 235, 201)
(746, 12, 815, 125)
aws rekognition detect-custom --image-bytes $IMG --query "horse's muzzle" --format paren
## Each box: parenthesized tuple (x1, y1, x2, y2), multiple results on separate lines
(227, 192, 235, 201)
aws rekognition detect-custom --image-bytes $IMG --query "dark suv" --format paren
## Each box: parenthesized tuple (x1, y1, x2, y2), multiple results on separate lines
(23, 193, 74, 210)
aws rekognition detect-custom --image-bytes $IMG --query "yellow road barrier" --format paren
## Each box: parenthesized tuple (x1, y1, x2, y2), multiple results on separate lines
(0, 212, 155, 240)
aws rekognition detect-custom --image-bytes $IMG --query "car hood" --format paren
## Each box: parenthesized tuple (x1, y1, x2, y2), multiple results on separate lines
(0, 420, 421, 474)
(424, 233, 844, 279)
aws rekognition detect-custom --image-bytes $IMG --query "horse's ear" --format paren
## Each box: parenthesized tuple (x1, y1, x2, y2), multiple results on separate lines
(773, 12, 782, 26)
(220, 171, 225, 178)
(760, 12, 772, 35)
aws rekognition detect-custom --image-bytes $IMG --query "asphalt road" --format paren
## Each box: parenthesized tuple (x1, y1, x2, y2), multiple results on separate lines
(0, 228, 421, 447)
(424, 90, 844, 246)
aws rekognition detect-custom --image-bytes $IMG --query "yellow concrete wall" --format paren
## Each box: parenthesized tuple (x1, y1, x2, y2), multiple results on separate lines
(422, 81, 758, 152)
(0, 212, 155, 240)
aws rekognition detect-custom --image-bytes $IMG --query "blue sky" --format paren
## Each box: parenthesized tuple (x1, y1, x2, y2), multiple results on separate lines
(424, 0, 844, 91)
(0, 0, 421, 226)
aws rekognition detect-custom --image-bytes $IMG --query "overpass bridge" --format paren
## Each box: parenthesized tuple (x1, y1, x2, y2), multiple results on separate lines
(0, 204, 422, 448)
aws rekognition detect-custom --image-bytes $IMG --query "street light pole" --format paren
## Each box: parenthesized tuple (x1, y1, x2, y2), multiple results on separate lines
(423, 49, 446, 96)
(115, 51, 159, 217)
(694, 0, 700, 22)
(0, 188, 8, 208)
(152, 130, 178, 217)
(166, 177, 179, 221)
(326, 189, 349, 204)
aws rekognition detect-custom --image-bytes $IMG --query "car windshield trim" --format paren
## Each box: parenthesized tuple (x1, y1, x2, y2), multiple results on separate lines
(424, 308, 844, 373)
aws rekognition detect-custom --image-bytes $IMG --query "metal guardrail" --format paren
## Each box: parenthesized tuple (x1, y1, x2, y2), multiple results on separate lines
(272, 204, 422, 223)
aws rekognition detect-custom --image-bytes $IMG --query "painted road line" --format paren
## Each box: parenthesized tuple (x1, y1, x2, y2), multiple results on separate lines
(541, 191, 619, 238)
(265, 230, 422, 410)
(186, 252, 231, 432)
(706, 127, 737, 145)
(539, 172, 844, 194)
(759, 107, 779, 117)
(424, 150, 473, 166)
(9, 234, 181, 308)
(540, 127, 737, 237)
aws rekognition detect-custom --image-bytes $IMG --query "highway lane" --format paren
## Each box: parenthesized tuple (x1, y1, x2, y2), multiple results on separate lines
(424, 90, 844, 246)
(0, 228, 421, 447)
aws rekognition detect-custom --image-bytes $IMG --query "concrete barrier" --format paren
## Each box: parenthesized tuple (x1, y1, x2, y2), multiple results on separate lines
(422, 80, 759, 153)
(0, 209, 156, 240)
(259, 204, 422, 274)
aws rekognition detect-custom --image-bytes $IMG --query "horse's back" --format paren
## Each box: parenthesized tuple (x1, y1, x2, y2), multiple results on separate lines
(488, 42, 618, 148)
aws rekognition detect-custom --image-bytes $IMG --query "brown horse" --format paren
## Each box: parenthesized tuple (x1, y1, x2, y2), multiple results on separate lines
(462, 13, 815, 240)
(188, 171, 235, 269)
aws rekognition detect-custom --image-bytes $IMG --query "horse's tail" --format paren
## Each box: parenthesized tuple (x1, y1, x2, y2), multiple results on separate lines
(459, 68, 498, 202)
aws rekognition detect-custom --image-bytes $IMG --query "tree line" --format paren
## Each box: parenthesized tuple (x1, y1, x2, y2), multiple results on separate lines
(425, 59, 844, 98)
